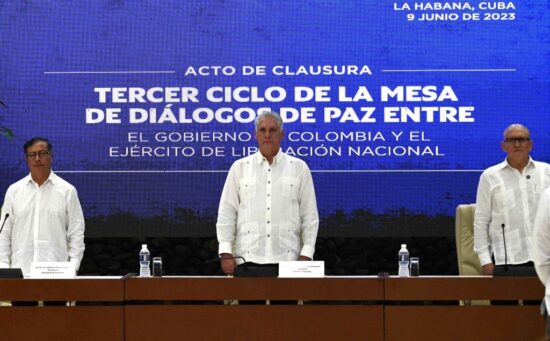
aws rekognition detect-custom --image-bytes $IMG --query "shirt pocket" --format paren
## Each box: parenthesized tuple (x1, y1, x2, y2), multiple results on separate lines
(282, 176, 299, 200)
(236, 221, 257, 255)
(494, 187, 515, 212)
(280, 221, 300, 252)
(526, 180, 539, 195)
(238, 177, 257, 201)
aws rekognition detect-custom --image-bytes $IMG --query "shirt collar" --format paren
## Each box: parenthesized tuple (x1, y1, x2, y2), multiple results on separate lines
(255, 149, 284, 165)
(26, 171, 56, 186)
(500, 156, 535, 170)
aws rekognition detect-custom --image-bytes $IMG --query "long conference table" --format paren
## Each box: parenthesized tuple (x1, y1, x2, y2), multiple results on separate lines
(0, 276, 544, 340)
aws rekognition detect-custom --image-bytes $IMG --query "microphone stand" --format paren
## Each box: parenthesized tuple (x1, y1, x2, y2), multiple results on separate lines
(0, 213, 9, 235)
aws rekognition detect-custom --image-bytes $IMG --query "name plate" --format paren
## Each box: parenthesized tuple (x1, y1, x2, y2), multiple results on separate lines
(278, 261, 325, 278)
(29, 262, 76, 279)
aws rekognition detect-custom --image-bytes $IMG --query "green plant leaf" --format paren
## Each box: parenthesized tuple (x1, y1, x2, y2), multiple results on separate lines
(0, 126, 14, 139)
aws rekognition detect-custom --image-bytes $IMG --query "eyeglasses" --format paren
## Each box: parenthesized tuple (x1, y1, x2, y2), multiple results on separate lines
(504, 137, 530, 144)
(25, 150, 51, 159)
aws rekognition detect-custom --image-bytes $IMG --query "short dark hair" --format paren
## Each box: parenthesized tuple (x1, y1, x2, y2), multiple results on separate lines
(24, 137, 53, 154)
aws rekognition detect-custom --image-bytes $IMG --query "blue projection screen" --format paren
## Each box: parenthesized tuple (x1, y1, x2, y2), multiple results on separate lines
(1, 1, 548, 237)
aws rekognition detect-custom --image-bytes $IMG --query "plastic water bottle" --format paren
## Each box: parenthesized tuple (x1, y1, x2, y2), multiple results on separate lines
(398, 244, 410, 277)
(139, 244, 151, 277)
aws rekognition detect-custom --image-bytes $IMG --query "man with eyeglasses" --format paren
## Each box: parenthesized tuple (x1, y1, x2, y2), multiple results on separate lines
(0, 137, 85, 287)
(474, 124, 550, 276)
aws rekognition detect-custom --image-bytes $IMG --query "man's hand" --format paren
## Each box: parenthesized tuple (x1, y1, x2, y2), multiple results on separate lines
(298, 255, 311, 261)
(220, 253, 237, 275)
(481, 263, 495, 276)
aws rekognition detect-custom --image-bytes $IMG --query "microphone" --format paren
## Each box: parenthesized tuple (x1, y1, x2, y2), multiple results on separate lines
(206, 256, 246, 261)
(207, 255, 247, 275)
(0, 213, 23, 279)
(0, 213, 20, 279)
(221, 255, 246, 263)
(0, 213, 9, 235)
(501, 223, 508, 272)
(494, 223, 536, 277)
(207, 255, 247, 266)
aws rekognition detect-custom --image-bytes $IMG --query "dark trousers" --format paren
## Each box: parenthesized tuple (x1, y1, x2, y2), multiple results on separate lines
(493, 261, 536, 276)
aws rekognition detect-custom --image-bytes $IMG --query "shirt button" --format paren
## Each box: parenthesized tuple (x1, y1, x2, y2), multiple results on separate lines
(267, 207, 270, 210)
(267, 221, 270, 224)
(268, 181, 271, 184)
(267, 194, 271, 197)
(267, 234, 270, 238)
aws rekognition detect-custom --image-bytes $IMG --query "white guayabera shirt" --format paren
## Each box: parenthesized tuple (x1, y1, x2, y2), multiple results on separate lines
(0, 172, 85, 276)
(217, 150, 319, 264)
(474, 158, 550, 266)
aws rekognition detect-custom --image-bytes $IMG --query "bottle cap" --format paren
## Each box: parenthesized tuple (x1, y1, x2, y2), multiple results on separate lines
(141, 244, 147, 249)
(401, 244, 406, 248)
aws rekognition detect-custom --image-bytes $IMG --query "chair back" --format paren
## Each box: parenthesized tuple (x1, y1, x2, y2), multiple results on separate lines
(455, 204, 482, 276)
